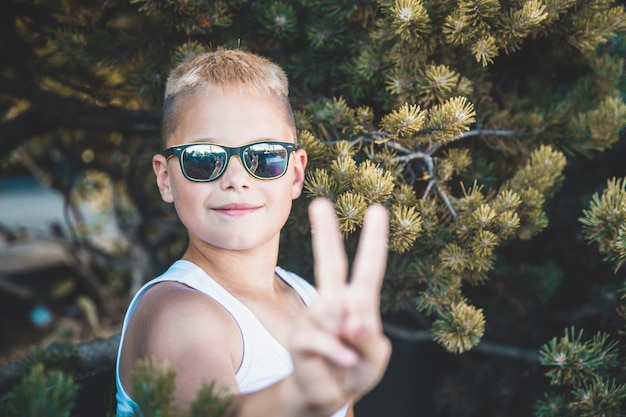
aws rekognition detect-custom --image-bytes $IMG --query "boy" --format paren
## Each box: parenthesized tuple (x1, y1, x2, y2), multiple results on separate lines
(115, 49, 391, 417)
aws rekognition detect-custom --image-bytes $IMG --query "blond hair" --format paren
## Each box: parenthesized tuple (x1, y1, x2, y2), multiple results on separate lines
(161, 49, 295, 147)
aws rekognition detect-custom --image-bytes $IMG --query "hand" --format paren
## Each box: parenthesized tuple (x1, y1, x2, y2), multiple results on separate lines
(289, 198, 391, 415)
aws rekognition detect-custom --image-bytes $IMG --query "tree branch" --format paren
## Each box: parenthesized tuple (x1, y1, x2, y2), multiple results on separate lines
(0, 78, 161, 156)
(460, 129, 529, 139)
(0, 333, 120, 394)
(383, 321, 540, 363)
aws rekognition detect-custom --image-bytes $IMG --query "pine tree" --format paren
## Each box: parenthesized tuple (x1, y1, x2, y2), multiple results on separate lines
(0, 347, 79, 417)
(535, 177, 626, 416)
(1, 0, 625, 416)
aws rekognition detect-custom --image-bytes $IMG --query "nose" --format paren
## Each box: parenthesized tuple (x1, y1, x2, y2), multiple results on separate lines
(219, 155, 251, 189)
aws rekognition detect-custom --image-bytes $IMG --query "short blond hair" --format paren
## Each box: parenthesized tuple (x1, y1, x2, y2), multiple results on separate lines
(161, 49, 295, 147)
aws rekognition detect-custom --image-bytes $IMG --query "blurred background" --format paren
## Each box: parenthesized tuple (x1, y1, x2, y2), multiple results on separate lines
(1, 1, 626, 416)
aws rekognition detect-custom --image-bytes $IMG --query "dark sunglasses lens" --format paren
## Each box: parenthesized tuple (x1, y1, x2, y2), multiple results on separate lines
(182, 145, 227, 181)
(243, 143, 289, 179)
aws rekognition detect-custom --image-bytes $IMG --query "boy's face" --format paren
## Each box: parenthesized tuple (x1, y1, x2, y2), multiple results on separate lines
(153, 90, 307, 252)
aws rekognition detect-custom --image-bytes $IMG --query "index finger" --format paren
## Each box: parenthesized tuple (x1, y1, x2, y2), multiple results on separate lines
(350, 204, 389, 294)
(308, 198, 348, 297)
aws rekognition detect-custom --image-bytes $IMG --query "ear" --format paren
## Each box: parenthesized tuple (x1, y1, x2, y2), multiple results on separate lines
(291, 148, 308, 200)
(153, 154, 174, 203)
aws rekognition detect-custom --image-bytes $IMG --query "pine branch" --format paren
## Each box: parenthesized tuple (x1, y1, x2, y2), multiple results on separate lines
(0, 77, 160, 156)
(383, 321, 540, 362)
(0, 334, 120, 394)
(459, 128, 530, 139)
(436, 184, 458, 219)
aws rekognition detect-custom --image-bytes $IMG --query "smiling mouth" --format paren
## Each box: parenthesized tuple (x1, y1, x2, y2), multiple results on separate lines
(213, 204, 260, 216)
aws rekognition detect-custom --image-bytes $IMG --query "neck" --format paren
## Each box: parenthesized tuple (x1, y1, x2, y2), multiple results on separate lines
(182, 239, 280, 292)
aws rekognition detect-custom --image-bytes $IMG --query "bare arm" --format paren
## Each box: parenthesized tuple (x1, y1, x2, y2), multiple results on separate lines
(121, 283, 244, 408)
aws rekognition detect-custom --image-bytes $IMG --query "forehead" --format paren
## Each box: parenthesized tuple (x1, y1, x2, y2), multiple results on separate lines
(167, 89, 295, 147)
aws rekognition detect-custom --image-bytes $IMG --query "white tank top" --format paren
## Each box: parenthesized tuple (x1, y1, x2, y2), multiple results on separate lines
(115, 260, 348, 417)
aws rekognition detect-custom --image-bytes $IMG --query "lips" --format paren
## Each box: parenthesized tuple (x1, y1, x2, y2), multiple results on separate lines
(213, 203, 261, 216)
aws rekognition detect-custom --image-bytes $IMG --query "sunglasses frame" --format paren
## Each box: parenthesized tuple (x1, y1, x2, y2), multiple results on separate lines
(162, 141, 297, 182)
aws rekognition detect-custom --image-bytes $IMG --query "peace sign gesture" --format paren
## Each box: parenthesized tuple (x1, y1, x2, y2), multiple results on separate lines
(288, 198, 391, 416)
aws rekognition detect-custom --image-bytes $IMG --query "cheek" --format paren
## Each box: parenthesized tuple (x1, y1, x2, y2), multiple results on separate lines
(170, 182, 206, 216)
(169, 169, 199, 199)
(270, 182, 295, 219)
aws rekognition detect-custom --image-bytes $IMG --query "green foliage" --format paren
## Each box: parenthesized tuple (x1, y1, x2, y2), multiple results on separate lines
(22, 344, 80, 374)
(301, 139, 567, 352)
(184, 382, 234, 417)
(0, 345, 87, 417)
(131, 357, 234, 417)
(132, 357, 177, 417)
(0, 352, 233, 417)
(536, 328, 626, 417)
(580, 177, 626, 272)
(0, 364, 78, 417)
(539, 327, 619, 386)
(389, 203, 422, 253)
(535, 176, 626, 416)
(431, 301, 485, 353)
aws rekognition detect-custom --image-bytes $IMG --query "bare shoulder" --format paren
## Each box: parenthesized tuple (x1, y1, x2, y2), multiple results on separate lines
(137, 281, 231, 330)
(136, 281, 241, 355)
(122, 281, 243, 398)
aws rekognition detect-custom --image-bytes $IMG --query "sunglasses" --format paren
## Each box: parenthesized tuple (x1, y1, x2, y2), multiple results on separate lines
(162, 141, 297, 182)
